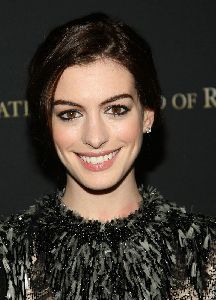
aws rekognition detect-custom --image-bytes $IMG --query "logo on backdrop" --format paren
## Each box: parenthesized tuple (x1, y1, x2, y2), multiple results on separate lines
(161, 87, 216, 110)
(0, 87, 215, 119)
(0, 100, 28, 118)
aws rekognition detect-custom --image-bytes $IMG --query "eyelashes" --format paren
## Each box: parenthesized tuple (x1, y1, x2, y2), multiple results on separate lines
(56, 105, 131, 121)
(105, 104, 130, 116)
(57, 110, 82, 121)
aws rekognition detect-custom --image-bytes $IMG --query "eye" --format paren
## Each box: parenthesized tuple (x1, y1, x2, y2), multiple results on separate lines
(57, 110, 82, 121)
(105, 105, 130, 116)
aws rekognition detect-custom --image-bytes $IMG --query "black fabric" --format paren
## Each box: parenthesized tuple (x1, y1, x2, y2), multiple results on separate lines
(0, 259, 7, 299)
(0, 186, 216, 299)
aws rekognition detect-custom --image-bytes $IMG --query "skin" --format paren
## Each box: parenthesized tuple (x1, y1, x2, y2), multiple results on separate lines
(52, 58, 154, 222)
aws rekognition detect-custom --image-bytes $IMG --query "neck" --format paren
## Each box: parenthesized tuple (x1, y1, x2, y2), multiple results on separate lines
(62, 171, 141, 222)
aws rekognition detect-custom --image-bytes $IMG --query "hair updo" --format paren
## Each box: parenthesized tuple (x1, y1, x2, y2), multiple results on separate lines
(27, 13, 162, 183)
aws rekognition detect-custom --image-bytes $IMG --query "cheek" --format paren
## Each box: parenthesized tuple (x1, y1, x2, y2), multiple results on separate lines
(114, 115, 143, 144)
(52, 123, 79, 150)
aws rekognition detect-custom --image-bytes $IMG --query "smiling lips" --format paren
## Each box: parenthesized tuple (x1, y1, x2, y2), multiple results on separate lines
(76, 149, 120, 171)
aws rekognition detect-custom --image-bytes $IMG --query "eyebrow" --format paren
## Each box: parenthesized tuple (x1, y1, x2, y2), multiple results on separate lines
(53, 93, 133, 107)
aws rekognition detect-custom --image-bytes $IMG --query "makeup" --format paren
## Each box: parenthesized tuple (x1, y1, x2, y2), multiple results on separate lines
(76, 149, 120, 171)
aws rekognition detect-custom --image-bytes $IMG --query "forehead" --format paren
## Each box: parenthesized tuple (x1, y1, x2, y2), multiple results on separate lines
(54, 58, 136, 101)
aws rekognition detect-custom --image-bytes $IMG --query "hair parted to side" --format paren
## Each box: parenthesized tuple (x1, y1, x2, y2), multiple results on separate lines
(27, 12, 162, 179)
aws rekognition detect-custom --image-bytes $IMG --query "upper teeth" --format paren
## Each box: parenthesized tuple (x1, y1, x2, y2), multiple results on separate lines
(80, 150, 118, 164)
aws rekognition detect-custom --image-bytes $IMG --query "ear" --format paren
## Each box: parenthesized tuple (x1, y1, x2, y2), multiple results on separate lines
(142, 108, 155, 133)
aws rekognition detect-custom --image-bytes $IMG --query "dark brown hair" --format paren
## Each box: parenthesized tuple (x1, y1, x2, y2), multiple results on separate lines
(27, 12, 162, 182)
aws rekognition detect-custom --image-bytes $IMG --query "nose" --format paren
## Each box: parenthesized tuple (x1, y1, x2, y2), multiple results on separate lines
(82, 114, 109, 149)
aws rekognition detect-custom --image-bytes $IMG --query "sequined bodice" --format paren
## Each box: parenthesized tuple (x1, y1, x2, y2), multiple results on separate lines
(0, 186, 216, 299)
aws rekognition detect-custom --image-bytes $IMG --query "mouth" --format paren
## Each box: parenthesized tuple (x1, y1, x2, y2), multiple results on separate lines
(75, 148, 121, 171)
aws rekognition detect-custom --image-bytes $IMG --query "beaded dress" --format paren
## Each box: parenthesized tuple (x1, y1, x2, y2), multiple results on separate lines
(0, 185, 216, 299)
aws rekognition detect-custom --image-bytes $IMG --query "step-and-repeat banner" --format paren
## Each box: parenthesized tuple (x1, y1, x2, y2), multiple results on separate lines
(0, 1, 215, 216)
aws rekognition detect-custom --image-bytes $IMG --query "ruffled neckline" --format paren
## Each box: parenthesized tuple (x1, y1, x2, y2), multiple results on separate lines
(39, 185, 167, 244)
(55, 185, 148, 225)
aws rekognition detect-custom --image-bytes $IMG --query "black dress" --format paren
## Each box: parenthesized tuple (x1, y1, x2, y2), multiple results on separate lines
(0, 185, 216, 299)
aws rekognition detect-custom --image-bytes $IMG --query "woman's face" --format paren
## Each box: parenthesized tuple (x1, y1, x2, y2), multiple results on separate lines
(52, 58, 154, 190)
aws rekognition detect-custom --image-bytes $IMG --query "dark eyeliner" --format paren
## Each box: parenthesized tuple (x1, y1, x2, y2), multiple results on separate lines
(57, 109, 81, 121)
(105, 104, 130, 116)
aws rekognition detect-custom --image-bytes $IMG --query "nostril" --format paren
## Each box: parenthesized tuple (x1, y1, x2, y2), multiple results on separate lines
(82, 128, 108, 146)
(84, 140, 108, 149)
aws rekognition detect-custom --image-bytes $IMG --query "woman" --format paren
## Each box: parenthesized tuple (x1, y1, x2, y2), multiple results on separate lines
(0, 13, 215, 299)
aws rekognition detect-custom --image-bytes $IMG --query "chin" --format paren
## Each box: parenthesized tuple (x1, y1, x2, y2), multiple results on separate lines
(68, 165, 132, 193)
(80, 177, 122, 192)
